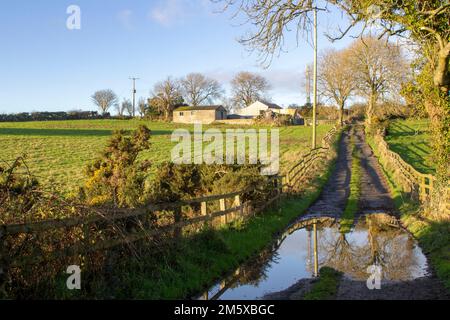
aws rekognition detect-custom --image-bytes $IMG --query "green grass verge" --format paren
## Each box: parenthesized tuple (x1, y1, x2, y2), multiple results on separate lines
(385, 119, 434, 174)
(303, 267, 343, 300)
(339, 136, 362, 234)
(367, 136, 450, 292)
(47, 130, 344, 299)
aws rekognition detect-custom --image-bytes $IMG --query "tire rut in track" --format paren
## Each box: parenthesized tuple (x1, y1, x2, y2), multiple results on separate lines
(354, 127, 395, 215)
(304, 129, 352, 218)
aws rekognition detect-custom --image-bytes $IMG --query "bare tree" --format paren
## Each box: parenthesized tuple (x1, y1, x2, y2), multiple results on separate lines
(318, 48, 356, 126)
(151, 77, 183, 121)
(220, 97, 234, 114)
(114, 102, 125, 117)
(230, 71, 271, 109)
(217, 1, 449, 92)
(91, 89, 118, 114)
(180, 73, 223, 106)
(122, 99, 133, 117)
(214, 0, 319, 65)
(326, 1, 450, 93)
(138, 97, 147, 118)
(348, 37, 407, 124)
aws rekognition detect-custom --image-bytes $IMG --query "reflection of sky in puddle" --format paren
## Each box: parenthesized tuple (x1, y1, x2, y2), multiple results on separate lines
(206, 214, 429, 300)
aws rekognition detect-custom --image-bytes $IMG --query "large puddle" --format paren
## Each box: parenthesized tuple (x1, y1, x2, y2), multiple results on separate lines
(199, 213, 429, 300)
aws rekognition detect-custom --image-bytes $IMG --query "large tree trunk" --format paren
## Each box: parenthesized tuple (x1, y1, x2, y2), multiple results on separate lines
(424, 92, 449, 219)
(338, 101, 344, 127)
(366, 92, 377, 125)
(434, 42, 450, 92)
(165, 109, 170, 121)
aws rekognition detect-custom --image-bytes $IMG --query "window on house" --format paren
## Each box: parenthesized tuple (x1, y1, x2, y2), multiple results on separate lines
(179, 112, 184, 116)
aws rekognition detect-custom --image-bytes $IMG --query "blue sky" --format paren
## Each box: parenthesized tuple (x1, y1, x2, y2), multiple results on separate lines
(0, 0, 360, 114)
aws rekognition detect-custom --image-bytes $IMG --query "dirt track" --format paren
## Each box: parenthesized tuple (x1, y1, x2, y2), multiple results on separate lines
(305, 129, 352, 217)
(266, 126, 449, 300)
(335, 126, 448, 300)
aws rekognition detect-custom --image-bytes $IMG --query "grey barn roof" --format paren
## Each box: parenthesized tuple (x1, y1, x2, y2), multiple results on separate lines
(174, 105, 226, 112)
(259, 101, 282, 109)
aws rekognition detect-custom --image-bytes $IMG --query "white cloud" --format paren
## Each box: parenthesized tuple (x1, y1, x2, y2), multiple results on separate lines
(149, 0, 186, 27)
(148, 0, 212, 26)
(118, 9, 133, 29)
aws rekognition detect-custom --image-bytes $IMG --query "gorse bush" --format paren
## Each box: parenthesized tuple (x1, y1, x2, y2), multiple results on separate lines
(207, 164, 273, 205)
(148, 162, 275, 230)
(81, 125, 152, 208)
(149, 163, 203, 203)
(0, 158, 39, 224)
(0, 157, 79, 224)
(149, 162, 273, 204)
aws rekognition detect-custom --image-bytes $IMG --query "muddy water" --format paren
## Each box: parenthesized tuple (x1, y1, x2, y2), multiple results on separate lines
(200, 213, 428, 300)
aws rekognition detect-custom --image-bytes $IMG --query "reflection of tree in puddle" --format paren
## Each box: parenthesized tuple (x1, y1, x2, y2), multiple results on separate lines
(202, 214, 427, 300)
(320, 214, 424, 281)
(230, 217, 337, 288)
(230, 248, 279, 288)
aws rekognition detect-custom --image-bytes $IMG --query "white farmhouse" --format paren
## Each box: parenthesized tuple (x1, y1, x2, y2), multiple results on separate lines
(237, 101, 282, 118)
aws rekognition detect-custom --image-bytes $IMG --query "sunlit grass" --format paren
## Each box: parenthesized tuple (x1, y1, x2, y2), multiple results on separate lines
(303, 267, 342, 300)
(0, 120, 332, 195)
(385, 119, 434, 174)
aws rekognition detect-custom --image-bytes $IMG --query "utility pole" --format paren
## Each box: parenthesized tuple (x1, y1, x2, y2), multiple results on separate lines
(129, 77, 140, 118)
(313, 221, 319, 277)
(305, 65, 311, 106)
(310, 6, 326, 148)
(312, 7, 318, 149)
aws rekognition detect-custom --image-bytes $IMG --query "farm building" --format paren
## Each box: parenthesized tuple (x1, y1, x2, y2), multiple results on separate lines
(237, 101, 282, 118)
(279, 106, 305, 125)
(173, 105, 227, 124)
(236, 101, 305, 125)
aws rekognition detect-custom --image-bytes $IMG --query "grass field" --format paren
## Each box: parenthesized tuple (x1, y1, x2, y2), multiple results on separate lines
(0, 120, 332, 195)
(385, 119, 434, 174)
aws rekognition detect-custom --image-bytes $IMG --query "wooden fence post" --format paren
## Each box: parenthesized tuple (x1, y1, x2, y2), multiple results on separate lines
(279, 176, 283, 195)
(234, 195, 242, 220)
(174, 206, 182, 238)
(201, 201, 209, 227)
(220, 198, 227, 225)
(275, 176, 282, 207)
(83, 223, 90, 272)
